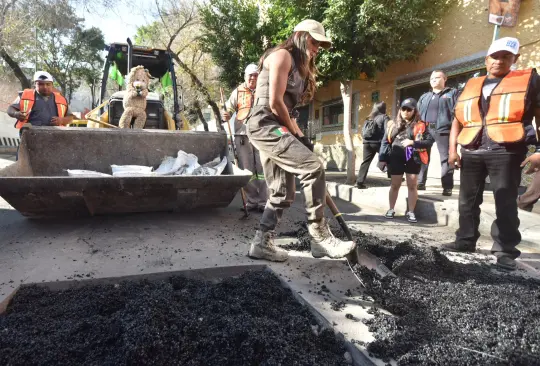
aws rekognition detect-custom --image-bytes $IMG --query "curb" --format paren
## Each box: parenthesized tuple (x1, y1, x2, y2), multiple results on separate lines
(0, 147, 17, 154)
(326, 181, 540, 251)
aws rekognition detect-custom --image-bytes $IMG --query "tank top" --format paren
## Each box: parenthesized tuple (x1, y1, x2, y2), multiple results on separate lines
(254, 51, 305, 114)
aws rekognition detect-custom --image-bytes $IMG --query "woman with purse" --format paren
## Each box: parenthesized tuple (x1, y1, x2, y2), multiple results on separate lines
(378, 98, 434, 223)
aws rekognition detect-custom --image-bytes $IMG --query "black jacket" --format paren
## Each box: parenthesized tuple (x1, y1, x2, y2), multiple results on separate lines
(417, 87, 458, 132)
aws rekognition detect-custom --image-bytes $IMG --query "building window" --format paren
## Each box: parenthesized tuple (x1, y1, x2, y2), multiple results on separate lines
(399, 69, 487, 105)
(322, 102, 344, 126)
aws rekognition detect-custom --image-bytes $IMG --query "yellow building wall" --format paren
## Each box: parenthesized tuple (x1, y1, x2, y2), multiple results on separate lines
(316, 0, 540, 149)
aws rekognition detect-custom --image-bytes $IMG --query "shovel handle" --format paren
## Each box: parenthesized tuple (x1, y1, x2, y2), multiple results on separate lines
(325, 191, 354, 241)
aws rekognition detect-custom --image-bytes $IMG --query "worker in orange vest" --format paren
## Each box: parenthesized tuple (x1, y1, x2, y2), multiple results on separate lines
(446, 37, 540, 270)
(8, 71, 74, 129)
(7, 71, 74, 160)
(222, 64, 268, 212)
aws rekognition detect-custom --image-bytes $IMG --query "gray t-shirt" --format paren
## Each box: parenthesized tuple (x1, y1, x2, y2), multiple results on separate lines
(10, 94, 73, 115)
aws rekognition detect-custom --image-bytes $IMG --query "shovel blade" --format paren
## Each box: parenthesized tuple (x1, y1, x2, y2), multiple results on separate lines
(347, 247, 396, 279)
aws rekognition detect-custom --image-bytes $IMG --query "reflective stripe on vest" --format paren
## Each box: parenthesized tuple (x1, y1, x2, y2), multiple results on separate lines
(455, 69, 532, 145)
(16, 90, 69, 129)
(236, 85, 254, 121)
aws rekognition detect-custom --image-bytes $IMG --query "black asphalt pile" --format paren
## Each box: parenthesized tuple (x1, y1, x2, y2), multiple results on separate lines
(0, 270, 348, 366)
(278, 221, 311, 251)
(353, 235, 540, 365)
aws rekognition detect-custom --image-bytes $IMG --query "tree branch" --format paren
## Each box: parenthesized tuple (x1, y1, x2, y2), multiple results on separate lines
(0, 47, 30, 89)
(170, 51, 222, 131)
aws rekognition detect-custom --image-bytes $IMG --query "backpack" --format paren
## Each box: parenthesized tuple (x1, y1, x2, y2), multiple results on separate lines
(362, 116, 384, 141)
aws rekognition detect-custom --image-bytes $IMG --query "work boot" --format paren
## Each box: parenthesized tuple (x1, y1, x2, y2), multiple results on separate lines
(441, 242, 476, 253)
(496, 256, 517, 271)
(308, 218, 356, 259)
(248, 230, 288, 262)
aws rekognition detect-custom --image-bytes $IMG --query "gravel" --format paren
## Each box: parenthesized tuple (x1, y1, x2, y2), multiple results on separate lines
(0, 270, 348, 366)
(279, 221, 540, 365)
(354, 234, 540, 365)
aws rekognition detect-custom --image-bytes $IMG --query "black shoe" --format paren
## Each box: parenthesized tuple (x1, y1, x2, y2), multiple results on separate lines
(441, 242, 476, 253)
(240, 206, 258, 212)
(417, 184, 426, 190)
(356, 183, 368, 189)
(496, 256, 517, 271)
(442, 189, 452, 196)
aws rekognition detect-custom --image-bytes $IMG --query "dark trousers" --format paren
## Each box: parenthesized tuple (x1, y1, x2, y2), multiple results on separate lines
(418, 130, 454, 189)
(356, 143, 380, 185)
(455, 152, 524, 258)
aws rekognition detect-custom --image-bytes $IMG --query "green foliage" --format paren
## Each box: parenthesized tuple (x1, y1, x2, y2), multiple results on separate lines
(199, 0, 269, 90)
(38, 22, 106, 102)
(319, 0, 451, 82)
(201, 0, 450, 85)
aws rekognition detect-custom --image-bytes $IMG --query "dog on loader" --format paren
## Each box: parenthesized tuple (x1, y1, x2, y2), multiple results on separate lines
(118, 65, 151, 129)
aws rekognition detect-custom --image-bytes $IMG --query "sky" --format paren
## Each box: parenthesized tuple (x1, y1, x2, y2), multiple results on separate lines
(76, 0, 155, 45)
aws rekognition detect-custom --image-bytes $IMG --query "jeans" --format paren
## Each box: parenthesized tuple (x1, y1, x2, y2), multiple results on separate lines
(418, 130, 454, 189)
(356, 143, 380, 185)
(455, 152, 524, 258)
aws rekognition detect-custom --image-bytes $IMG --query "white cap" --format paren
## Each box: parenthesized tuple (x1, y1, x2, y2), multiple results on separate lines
(33, 71, 54, 82)
(293, 19, 332, 49)
(487, 37, 520, 56)
(244, 64, 259, 75)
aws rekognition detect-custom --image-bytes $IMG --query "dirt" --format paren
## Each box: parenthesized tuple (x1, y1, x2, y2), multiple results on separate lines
(0, 270, 348, 366)
(353, 234, 540, 365)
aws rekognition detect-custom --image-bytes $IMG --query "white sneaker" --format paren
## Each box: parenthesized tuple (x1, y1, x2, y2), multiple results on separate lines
(308, 218, 356, 259)
(248, 230, 288, 262)
(385, 209, 395, 219)
(406, 211, 417, 223)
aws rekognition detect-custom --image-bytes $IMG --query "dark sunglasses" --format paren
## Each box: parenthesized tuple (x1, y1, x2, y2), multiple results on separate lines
(401, 107, 413, 112)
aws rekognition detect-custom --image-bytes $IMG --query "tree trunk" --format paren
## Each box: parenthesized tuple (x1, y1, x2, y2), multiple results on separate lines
(90, 83, 96, 108)
(194, 101, 209, 131)
(169, 51, 222, 132)
(340, 80, 356, 184)
(0, 48, 31, 89)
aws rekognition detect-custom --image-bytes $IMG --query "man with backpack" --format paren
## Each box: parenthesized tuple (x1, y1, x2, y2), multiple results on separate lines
(356, 101, 389, 188)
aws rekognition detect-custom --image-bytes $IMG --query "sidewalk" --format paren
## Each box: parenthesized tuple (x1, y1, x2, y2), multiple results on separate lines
(326, 169, 540, 253)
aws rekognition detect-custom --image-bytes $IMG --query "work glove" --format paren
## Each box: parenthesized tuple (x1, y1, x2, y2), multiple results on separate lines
(295, 134, 314, 152)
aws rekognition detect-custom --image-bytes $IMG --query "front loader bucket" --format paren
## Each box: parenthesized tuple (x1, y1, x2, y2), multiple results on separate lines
(0, 127, 250, 217)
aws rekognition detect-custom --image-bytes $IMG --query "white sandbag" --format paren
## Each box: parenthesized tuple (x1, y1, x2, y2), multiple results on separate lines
(111, 165, 153, 174)
(111, 171, 154, 177)
(67, 169, 112, 177)
(192, 156, 228, 176)
(153, 156, 177, 175)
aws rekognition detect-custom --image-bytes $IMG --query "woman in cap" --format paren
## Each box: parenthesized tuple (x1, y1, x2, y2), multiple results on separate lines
(245, 19, 355, 262)
(378, 98, 434, 223)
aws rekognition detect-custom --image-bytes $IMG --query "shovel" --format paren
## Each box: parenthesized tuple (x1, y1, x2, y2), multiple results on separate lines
(325, 191, 396, 279)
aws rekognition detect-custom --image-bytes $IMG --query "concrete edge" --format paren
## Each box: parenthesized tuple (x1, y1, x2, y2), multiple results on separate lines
(0, 147, 17, 154)
(326, 181, 540, 251)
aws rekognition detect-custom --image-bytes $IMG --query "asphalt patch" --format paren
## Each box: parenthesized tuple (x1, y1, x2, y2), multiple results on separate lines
(354, 235, 540, 365)
(0, 270, 348, 365)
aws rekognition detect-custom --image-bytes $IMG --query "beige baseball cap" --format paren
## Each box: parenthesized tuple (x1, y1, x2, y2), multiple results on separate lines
(293, 19, 332, 49)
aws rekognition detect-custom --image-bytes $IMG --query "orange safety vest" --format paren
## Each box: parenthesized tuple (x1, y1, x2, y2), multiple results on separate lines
(386, 120, 429, 164)
(454, 69, 532, 146)
(236, 85, 254, 121)
(15, 89, 69, 129)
